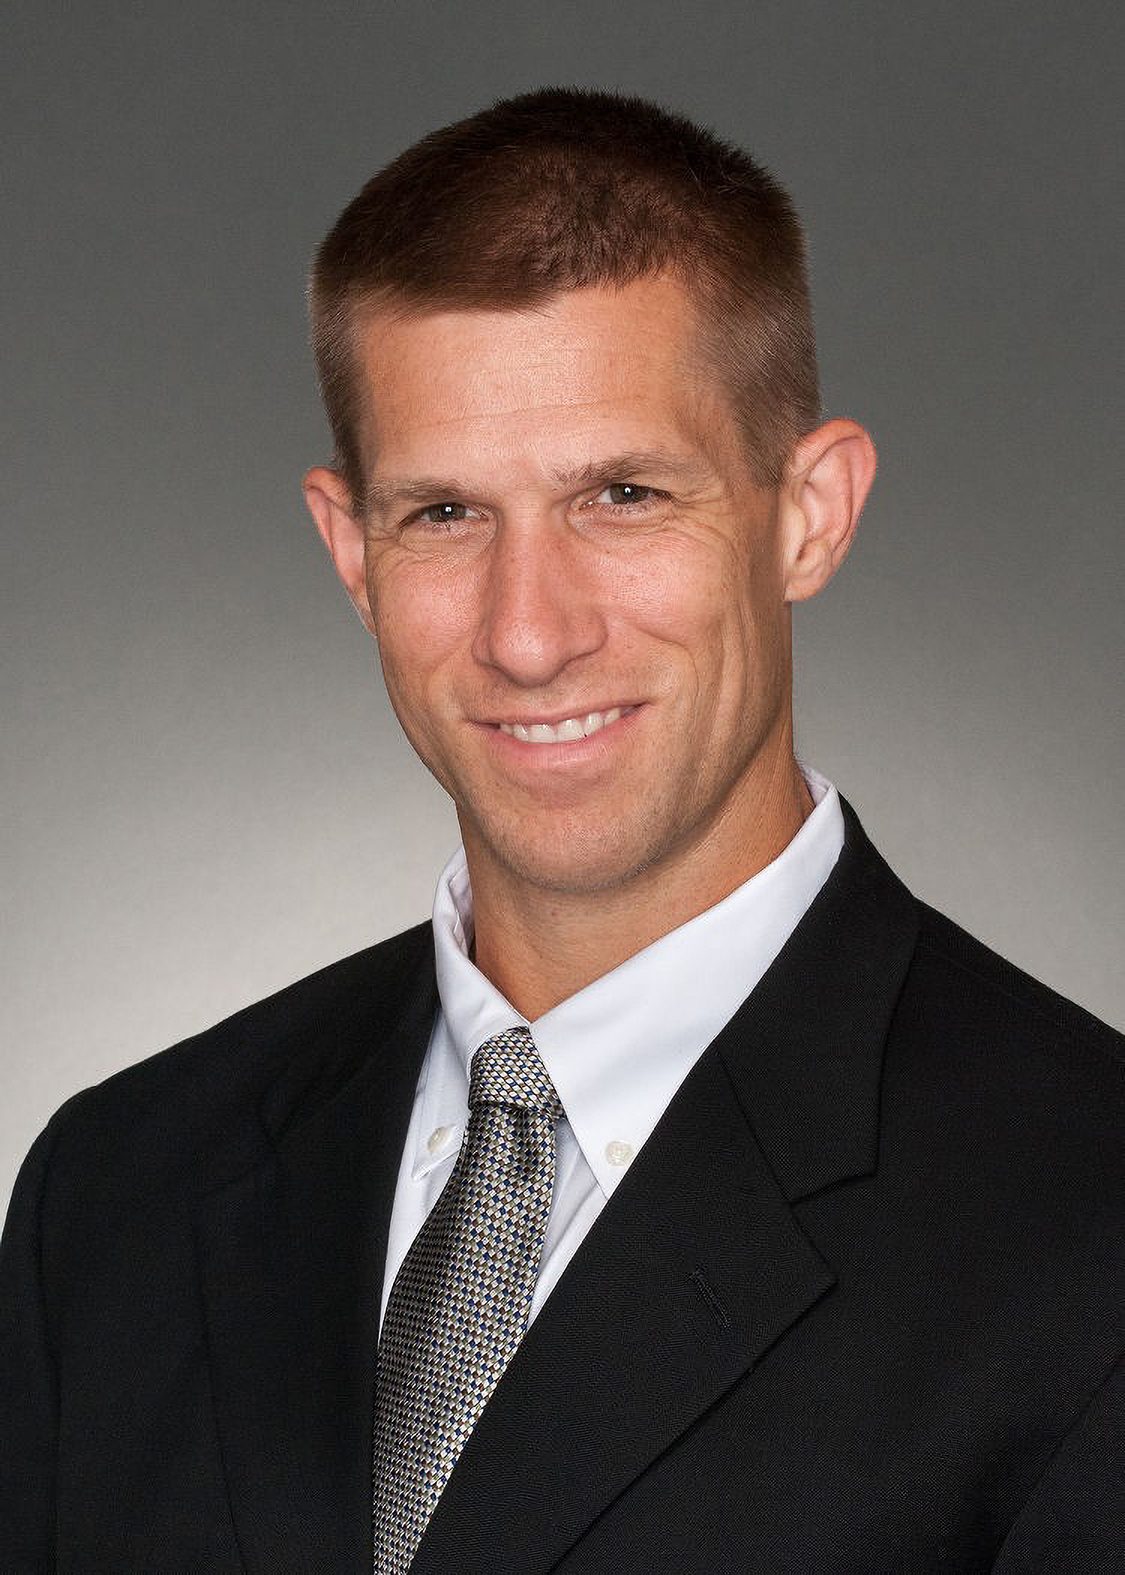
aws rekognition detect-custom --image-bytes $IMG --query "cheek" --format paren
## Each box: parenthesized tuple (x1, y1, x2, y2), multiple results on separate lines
(625, 552, 752, 681)
(611, 545, 719, 639)
(665, 575, 786, 728)
(369, 560, 471, 689)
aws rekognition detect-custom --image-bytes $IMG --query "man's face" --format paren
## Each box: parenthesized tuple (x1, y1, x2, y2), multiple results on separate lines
(344, 275, 799, 901)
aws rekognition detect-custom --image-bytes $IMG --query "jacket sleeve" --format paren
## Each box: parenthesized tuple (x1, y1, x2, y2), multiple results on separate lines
(991, 1355, 1125, 1571)
(0, 1118, 63, 1571)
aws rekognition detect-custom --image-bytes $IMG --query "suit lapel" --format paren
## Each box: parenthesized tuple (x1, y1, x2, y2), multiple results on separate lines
(411, 1045, 834, 1574)
(195, 929, 438, 1573)
(413, 801, 920, 1572)
(718, 797, 921, 1205)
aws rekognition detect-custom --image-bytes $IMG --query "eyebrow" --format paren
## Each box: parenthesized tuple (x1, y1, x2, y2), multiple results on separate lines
(360, 449, 712, 517)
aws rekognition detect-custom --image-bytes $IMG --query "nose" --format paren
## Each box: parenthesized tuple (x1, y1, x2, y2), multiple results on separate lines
(471, 519, 607, 688)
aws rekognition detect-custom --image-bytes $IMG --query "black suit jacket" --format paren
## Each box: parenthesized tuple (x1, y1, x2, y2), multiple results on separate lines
(3, 803, 1123, 1571)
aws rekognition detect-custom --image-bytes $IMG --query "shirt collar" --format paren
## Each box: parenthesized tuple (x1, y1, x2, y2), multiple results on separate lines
(422, 766, 844, 1193)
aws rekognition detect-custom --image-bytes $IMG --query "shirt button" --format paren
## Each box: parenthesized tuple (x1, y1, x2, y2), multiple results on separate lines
(427, 1125, 454, 1155)
(605, 1140, 634, 1167)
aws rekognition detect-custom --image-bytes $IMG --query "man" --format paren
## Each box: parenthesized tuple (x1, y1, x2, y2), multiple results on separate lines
(1, 88, 1121, 1573)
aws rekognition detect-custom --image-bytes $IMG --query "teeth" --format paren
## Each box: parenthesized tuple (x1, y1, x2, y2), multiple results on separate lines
(499, 707, 625, 744)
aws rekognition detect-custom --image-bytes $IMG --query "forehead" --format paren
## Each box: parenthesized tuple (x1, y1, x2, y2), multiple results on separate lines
(352, 276, 739, 479)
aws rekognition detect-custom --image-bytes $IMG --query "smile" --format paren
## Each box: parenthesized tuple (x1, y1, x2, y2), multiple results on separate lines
(497, 707, 634, 744)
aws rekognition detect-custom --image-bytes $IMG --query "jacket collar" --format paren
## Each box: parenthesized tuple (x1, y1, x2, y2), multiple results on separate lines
(718, 794, 919, 1202)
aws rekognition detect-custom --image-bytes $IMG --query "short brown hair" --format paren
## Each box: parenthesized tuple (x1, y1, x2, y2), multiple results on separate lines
(310, 88, 820, 506)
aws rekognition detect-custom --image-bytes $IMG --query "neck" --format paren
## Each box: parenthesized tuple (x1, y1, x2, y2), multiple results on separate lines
(467, 750, 814, 1021)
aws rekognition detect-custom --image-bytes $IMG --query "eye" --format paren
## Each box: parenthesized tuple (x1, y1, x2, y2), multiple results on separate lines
(596, 482, 658, 508)
(408, 501, 473, 528)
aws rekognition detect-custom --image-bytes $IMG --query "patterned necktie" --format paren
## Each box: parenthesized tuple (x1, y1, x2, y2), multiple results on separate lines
(372, 1025, 563, 1573)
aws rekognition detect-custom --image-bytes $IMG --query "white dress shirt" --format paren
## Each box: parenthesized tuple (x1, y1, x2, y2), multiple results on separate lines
(379, 766, 844, 1331)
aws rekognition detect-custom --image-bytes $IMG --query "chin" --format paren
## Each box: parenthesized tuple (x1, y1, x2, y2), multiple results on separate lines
(474, 816, 669, 898)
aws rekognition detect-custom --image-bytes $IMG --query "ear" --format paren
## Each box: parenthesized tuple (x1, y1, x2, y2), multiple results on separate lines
(302, 466, 377, 636)
(779, 419, 876, 603)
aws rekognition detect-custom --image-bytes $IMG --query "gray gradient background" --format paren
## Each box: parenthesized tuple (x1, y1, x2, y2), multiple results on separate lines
(4, 1, 1122, 1208)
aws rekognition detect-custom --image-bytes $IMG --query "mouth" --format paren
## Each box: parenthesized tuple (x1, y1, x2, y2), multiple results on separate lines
(495, 705, 637, 744)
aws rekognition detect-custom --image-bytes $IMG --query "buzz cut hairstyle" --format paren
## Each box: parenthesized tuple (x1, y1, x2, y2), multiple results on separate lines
(310, 87, 821, 512)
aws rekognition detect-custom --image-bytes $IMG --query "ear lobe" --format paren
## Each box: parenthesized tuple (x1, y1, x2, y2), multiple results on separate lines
(781, 419, 877, 604)
(302, 466, 377, 636)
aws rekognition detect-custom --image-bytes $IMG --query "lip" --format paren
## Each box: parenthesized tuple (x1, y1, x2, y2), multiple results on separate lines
(476, 703, 643, 766)
(482, 702, 640, 730)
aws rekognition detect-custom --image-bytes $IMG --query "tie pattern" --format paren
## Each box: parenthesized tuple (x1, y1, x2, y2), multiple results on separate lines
(372, 1026, 562, 1572)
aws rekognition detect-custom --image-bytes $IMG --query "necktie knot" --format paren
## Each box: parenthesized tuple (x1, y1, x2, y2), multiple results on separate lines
(468, 1026, 562, 1120)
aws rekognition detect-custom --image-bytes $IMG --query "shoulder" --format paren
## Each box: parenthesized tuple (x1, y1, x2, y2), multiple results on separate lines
(31, 920, 435, 1206)
(885, 901, 1123, 1196)
(907, 902, 1122, 1077)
